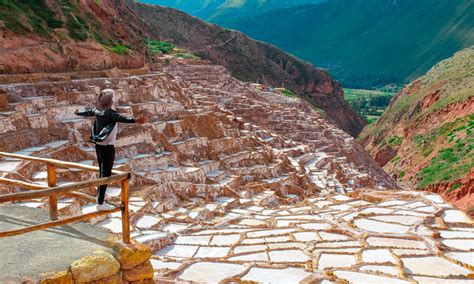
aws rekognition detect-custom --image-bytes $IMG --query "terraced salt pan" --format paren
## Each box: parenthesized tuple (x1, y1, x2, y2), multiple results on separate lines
(106, 187, 121, 197)
(267, 242, 306, 250)
(194, 246, 230, 258)
(241, 267, 310, 283)
(175, 235, 211, 245)
(362, 249, 397, 264)
(442, 239, 474, 250)
(319, 232, 350, 241)
(159, 245, 198, 258)
(150, 259, 182, 270)
(354, 219, 410, 234)
(370, 215, 423, 225)
(366, 237, 427, 249)
(268, 249, 308, 262)
(412, 276, 474, 284)
(233, 245, 266, 255)
(299, 223, 332, 230)
(135, 215, 160, 229)
(402, 256, 472, 277)
(445, 252, 474, 266)
(247, 228, 296, 238)
(293, 232, 320, 242)
(315, 240, 360, 248)
(333, 271, 411, 284)
(318, 253, 356, 269)
(228, 252, 268, 262)
(177, 262, 245, 282)
(210, 234, 240, 246)
(360, 265, 399, 276)
(439, 230, 474, 239)
(97, 218, 123, 233)
(443, 210, 473, 224)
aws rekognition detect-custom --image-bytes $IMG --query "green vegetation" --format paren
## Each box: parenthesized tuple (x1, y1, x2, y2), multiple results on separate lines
(447, 182, 461, 193)
(175, 52, 200, 59)
(387, 136, 403, 146)
(104, 45, 132, 55)
(343, 88, 395, 123)
(146, 40, 176, 54)
(390, 156, 401, 164)
(0, 0, 62, 36)
(281, 89, 297, 98)
(416, 115, 474, 189)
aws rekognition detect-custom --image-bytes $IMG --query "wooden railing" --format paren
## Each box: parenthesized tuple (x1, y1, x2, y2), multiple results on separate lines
(0, 151, 131, 243)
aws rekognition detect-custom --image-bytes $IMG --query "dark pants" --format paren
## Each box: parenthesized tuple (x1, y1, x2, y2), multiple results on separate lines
(95, 144, 115, 204)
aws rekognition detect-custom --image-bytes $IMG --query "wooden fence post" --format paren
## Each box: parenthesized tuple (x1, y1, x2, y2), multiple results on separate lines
(47, 163, 58, 220)
(121, 178, 130, 243)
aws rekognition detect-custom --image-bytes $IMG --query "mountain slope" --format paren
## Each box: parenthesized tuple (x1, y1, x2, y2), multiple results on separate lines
(0, 0, 149, 73)
(361, 46, 474, 212)
(150, 0, 474, 88)
(0, 0, 366, 136)
(132, 2, 366, 136)
(139, 0, 327, 22)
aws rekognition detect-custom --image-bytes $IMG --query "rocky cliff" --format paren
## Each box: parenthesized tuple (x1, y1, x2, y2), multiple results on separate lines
(361, 46, 474, 214)
(0, 0, 366, 136)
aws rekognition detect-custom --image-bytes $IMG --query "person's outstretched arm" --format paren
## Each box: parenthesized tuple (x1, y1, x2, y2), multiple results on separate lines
(75, 108, 96, 117)
(111, 112, 148, 124)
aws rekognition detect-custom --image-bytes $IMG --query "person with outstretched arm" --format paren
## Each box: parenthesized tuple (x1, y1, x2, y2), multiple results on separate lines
(75, 89, 148, 211)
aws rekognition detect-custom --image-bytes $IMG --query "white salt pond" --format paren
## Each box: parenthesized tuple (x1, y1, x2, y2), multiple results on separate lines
(360, 265, 400, 276)
(233, 245, 266, 254)
(443, 210, 473, 224)
(177, 262, 245, 282)
(318, 253, 356, 270)
(135, 215, 160, 229)
(362, 249, 397, 264)
(354, 219, 410, 234)
(150, 259, 181, 270)
(194, 246, 230, 258)
(268, 249, 308, 263)
(445, 252, 474, 266)
(333, 271, 411, 284)
(159, 245, 198, 258)
(241, 267, 310, 283)
(97, 218, 123, 233)
(402, 256, 472, 277)
(228, 252, 268, 262)
(175, 235, 211, 246)
(442, 239, 474, 250)
(210, 234, 240, 246)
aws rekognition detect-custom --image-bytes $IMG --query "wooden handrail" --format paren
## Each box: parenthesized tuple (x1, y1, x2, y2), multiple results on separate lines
(0, 177, 99, 203)
(0, 173, 129, 203)
(0, 151, 126, 175)
(0, 152, 132, 243)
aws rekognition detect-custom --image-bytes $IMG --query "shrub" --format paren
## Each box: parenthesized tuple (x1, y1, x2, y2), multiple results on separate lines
(105, 45, 132, 55)
(146, 40, 176, 54)
(387, 135, 403, 146)
(281, 89, 297, 98)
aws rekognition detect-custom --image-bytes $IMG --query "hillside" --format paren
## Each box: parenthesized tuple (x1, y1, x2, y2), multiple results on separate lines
(0, 0, 366, 136)
(151, 0, 474, 88)
(361, 46, 474, 213)
(130, 2, 367, 137)
(139, 0, 327, 22)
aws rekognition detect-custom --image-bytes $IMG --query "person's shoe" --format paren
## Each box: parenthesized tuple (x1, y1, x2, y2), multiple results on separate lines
(97, 203, 115, 211)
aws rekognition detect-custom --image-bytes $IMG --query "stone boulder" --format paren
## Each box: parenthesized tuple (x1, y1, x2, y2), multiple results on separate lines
(122, 260, 154, 282)
(70, 251, 120, 283)
(113, 241, 152, 270)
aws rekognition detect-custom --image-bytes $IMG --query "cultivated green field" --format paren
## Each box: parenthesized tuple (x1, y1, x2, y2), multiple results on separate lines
(343, 88, 395, 123)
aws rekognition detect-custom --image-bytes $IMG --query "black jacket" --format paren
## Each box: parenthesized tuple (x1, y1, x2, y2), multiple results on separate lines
(76, 108, 135, 143)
